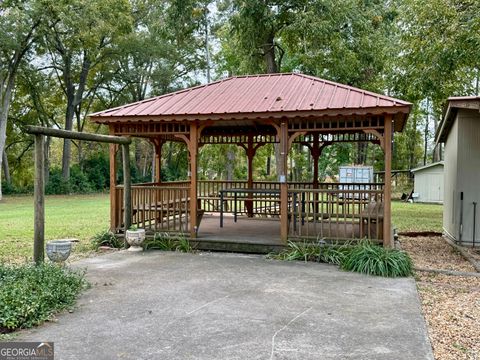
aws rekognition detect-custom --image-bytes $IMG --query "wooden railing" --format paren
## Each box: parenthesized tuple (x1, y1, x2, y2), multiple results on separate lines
(287, 186, 384, 241)
(113, 181, 385, 241)
(197, 180, 383, 216)
(114, 184, 191, 233)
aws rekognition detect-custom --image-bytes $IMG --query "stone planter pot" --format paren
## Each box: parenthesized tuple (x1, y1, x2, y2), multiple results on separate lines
(125, 228, 145, 252)
(46, 240, 72, 262)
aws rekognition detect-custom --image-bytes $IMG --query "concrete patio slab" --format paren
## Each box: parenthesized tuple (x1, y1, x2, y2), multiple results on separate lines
(18, 251, 433, 360)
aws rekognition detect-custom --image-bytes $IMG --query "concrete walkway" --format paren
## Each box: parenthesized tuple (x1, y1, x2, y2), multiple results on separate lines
(19, 251, 433, 360)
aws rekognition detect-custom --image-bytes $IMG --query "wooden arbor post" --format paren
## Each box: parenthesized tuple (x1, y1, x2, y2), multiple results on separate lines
(240, 135, 265, 217)
(383, 115, 393, 247)
(33, 134, 45, 264)
(26, 126, 131, 264)
(152, 139, 164, 183)
(189, 124, 199, 238)
(279, 120, 289, 243)
(176, 123, 200, 238)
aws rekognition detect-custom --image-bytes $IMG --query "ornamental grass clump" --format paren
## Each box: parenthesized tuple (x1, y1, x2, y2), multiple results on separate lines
(0, 263, 88, 333)
(271, 241, 350, 265)
(341, 241, 413, 277)
(143, 232, 193, 252)
(91, 229, 123, 250)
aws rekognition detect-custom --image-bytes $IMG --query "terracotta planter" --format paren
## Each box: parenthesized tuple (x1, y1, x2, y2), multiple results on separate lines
(125, 228, 145, 252)
(46, 240, 72, 262)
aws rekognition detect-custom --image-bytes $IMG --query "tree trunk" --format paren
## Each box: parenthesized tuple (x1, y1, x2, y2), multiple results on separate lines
(226, 148, 235, 180)
(409, 117, 417, 169)
(356, 142, 367, 164)
(2, 150, 11, 185)
(263, 34, 278, 73)
(432, 113, 441, 162)
(61, 100, 75, 180)
(45, 136, 51, 185)
(0, 78, 13, 200)
(61, 55, 91, 181)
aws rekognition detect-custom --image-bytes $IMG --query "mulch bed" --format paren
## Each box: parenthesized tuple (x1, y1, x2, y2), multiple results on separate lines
(400, 236, 480, 360)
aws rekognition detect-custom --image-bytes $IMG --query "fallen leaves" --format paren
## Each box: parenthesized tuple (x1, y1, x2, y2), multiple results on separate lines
(401, 236, 480, 360)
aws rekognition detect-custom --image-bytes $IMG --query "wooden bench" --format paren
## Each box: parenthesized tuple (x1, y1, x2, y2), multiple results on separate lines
(359, 202, 384, 239)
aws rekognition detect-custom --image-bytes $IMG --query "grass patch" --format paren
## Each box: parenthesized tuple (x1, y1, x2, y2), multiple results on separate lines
(0, 263, 88, 333)
(0, 194, 109, 262)
(392, 201, 442, 233)
(272, 240, 413, 277)
(143, 232, 194, 252)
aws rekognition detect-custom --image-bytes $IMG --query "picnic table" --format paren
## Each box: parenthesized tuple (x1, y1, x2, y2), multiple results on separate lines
(219, 188, 282, 227)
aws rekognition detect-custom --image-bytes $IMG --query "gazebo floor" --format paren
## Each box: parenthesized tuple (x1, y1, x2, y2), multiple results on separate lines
(191, 213, 364, 254)
(193, 213, 284, 254)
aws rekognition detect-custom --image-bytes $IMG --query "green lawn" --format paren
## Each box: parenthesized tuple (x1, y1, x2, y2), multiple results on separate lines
(392, 200, 443, 233)
(0, 194, 109, 262)
(0, 194, 443, 262)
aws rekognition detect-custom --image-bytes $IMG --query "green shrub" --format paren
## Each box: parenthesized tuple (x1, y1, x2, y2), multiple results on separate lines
(91, 229, 123, 249)
(271, 241, 350, 264)
(341, 241, 413, 277)
(0, 263, 87, 332)
(143, 232, 193, 252)
(270, 240, 412, 278)
(45, 168, 71, 195)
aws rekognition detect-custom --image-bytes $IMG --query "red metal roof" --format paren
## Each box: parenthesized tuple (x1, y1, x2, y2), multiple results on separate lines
(90, 73, 411, 129)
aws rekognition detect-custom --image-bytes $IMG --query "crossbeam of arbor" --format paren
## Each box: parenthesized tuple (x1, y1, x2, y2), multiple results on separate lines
(24, 126, 132, 264)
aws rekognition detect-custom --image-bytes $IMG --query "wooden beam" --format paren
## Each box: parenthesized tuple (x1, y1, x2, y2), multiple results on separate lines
(280, 120, 289, 243)
(363, 129, 385, 150)
(109, 143, 118, 232)
(383, 115, 393, 247)
(25, 125, 131, 145)
(33, 134, 45, 264)
(189, 123, 198, 238)
(154, 140, 163, 183)
(122, 143, 132, 237)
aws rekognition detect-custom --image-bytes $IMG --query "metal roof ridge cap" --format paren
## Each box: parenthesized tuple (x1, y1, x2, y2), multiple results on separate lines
(177, 78, 232, 114)
(202, 76, 254, 114)
(299, 73, 411, 105)
(89, 77, 230, 117)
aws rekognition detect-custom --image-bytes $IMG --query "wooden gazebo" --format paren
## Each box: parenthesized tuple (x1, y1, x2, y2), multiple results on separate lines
(90, 73, 411, 248)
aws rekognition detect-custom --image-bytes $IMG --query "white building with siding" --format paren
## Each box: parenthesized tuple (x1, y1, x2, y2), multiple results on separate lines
(435, 96, 480, 247)
(411, 162, 444, 203)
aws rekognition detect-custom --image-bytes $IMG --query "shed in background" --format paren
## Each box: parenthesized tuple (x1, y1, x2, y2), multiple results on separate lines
(411, 162, 444, 203)
(435, 96, 480, 247)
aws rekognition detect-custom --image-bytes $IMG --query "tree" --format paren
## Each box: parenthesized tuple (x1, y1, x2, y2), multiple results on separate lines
(0, 0, 42, 199)
(39, 0, 132, 180)
(393, 0, 480, 162)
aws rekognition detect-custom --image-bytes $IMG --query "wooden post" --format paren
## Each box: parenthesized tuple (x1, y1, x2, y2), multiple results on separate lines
(155, 140, 163, 183)
(246, 135, 254, 217)
(109, 126, 118, 232)
(189, 124, 198, 238)
(34, 134, 45, 264)
(383, 115, 393, 247)
(280, 120, 289, 243)
(311, 133, 320, 189)
(122, 143, 132, 234)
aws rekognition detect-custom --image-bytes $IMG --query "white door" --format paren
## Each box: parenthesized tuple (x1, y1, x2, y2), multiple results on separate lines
(428, 174, 442, 202)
